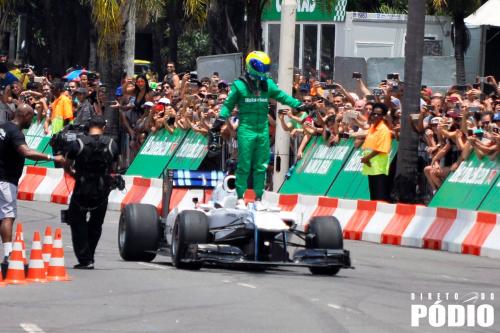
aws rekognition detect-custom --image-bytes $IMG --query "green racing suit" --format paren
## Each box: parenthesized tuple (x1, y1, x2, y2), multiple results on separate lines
(219, 77, 301, 199)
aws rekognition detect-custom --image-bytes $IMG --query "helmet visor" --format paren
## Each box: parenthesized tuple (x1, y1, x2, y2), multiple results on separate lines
(249, 59, 270, 74)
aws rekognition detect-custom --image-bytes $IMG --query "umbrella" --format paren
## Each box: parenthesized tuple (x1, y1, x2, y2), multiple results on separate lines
(64, 69, 87, 81)
(465, 0, 500, 27)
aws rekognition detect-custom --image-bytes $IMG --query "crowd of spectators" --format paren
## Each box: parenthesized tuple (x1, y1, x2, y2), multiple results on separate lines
(1, 52, 499, 203)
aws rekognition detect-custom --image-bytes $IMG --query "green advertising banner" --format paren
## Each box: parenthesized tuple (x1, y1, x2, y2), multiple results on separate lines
(327, 139, 399, 199)
(479, 176, 500, 214)
(24, 121, 53, 167)
(126, 128, 188, 178)
(280, 136, 354, 195)
(262, 0, 347, 22)
(430, 153, 499, 211)
(167, 130, 209, 170)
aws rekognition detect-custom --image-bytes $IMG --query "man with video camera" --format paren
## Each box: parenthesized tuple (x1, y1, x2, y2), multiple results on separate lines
(62, 116, 120, 269)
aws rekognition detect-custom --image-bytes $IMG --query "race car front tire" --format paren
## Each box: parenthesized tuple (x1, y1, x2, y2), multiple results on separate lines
(307, 216, 343, 276)
(118, 204, 159, 262)
(171, 210, 209, 270)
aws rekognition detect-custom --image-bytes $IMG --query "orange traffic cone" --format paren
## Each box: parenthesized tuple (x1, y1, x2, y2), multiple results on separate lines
(15, 224, 27, 265)
(47, 228, 70, 281)
(4, 234, 27, 284)
(42, 226, 53, 272)
(26, 231, 47, 283)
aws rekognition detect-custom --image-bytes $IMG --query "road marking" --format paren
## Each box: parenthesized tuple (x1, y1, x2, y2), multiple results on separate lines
(20, 323, 46, 333)
(136, 262, 170, 270)
(237, 282, 257, 289)
(327, 303, 361, 314)
(327, 303, 342, 310)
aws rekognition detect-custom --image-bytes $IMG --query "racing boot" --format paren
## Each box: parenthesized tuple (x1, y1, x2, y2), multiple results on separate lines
(254, 199, 267, 211)
(236, 199, 246, 210)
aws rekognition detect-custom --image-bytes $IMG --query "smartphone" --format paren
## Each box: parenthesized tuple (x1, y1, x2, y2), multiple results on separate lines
(352, 72, 362, 79)
(479, 77, 487, 83)
(339, 132, 350, 139)
(278, 109, 288, 115)
(208, 94, 218, 99)
(325, 84, 339, 90)
(468, 106, 480, 113)
(189, 82, 199, 89)
(493, 127, 499, 134)
(373, 88, 384, 96)
(473, 83, 481, 89)
(167, 117, 176, 125)
(366, 95, 376, 102)
(387, 73, 399, 80)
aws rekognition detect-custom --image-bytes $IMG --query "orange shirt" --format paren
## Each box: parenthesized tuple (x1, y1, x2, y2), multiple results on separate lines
(362, 121, 391, 153)
(51, 94, 73, 121)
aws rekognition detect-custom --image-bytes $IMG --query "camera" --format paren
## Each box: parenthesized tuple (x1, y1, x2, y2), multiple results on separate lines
(352, 72, 362, 79)
(207, 130, 222, 157)
(49, 124, 87, 154)
(20, 64, 34, 74)
(324, 84, 339, 90)
(387, 73, 399, 80)
(373, 88, 384, 96)
(278, 109, 288, 115)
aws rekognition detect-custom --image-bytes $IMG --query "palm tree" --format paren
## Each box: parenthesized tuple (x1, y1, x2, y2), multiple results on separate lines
(392, 0, 426, 203)
(85, 0, 164, 87)
(431, 0, 481, 84)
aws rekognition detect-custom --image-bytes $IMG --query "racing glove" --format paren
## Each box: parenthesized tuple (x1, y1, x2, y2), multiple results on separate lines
(211, 117, 226, 133)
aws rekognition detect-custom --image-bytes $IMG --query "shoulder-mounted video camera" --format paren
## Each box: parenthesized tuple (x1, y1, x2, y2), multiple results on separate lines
(49, 124, 88, 155)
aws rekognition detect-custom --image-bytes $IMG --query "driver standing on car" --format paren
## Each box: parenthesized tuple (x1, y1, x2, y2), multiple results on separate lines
(212, 51, 309, 210)
(63, 116, 119, 269)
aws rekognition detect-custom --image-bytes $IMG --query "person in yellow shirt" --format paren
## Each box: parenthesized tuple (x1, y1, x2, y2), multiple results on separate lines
(46, 81, 73, 134)
(361, 103, 392, 201)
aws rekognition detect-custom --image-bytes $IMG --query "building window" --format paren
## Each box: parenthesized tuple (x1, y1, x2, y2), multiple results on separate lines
(320, 24, 335, 81)
(268, 24, 281, 79)
(303, 25, 318, 78)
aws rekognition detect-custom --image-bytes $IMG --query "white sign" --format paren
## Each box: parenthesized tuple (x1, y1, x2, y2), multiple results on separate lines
(276, 0, 316, 13)
(410, 292, 495, 328)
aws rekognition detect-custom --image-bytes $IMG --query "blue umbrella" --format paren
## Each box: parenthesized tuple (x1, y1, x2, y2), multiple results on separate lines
(64, 69, 86, 81)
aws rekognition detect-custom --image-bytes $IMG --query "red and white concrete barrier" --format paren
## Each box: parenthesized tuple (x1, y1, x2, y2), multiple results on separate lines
(18, 167, 500, 260)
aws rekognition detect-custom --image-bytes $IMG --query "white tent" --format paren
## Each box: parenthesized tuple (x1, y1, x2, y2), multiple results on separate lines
(465, 0, 500, 26)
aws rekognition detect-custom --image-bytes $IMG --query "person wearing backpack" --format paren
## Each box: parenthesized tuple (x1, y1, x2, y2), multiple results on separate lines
(63, 116, 119, 269)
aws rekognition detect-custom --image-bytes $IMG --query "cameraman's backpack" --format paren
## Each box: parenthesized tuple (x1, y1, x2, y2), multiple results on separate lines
(74, 135, 114, 199)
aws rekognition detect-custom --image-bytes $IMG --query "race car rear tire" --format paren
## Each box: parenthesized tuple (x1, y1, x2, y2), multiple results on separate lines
(307, 216, 343, 276)
(118, 204, 159, 262)
(171, 210, 209, 270)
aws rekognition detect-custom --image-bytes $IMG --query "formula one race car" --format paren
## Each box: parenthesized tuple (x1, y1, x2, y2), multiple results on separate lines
(118, 170, 352, 275)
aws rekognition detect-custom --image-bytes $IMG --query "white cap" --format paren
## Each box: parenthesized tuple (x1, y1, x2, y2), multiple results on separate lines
(158, 97, 171, 105)
(143, 101, 154, 107)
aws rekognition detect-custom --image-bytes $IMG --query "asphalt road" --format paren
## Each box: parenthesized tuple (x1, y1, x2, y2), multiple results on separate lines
(1, 200, 499, 333)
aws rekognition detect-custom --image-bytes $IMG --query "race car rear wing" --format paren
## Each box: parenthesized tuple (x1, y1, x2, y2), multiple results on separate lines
(161, 169, 225, 217)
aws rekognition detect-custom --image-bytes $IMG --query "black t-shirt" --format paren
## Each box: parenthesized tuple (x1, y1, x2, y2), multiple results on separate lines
(0, 122, 27, 185)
